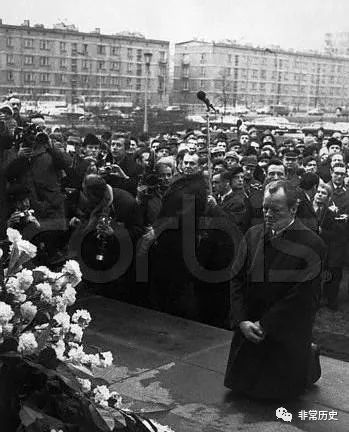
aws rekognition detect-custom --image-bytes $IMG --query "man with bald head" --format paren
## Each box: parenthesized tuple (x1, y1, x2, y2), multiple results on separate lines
(225, 179, 325, 400)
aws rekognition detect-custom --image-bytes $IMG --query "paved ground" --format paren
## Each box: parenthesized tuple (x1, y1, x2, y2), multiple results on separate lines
(314, 272, 349, 361)
(78, 295, 349, 432)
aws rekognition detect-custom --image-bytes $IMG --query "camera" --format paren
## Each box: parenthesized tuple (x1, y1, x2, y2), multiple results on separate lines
(18, 209, 34, 224)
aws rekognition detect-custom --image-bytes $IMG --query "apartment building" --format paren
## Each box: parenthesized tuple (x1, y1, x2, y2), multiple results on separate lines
(0, 19, 170, 107)
(173, 40, 349, 111)
(324, 33, 349, 57)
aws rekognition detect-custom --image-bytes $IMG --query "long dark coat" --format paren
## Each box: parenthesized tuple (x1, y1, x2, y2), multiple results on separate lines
(224, 219, 325, 400)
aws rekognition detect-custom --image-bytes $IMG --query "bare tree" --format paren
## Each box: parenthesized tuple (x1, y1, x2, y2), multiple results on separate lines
(216, 67, 234, 115)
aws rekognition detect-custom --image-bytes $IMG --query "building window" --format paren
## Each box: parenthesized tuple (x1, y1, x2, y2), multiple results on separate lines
(60, 58, 67, 68)
(82, 59, 89, 70)
(97, 45, 106, 55)
(200, 67, 205, 76)
(24, 55, 34, 65)
(98, 61, 105, 70)
(40, 73, 50, 82)
(260, 70, 266, 79)
(126, 78, 132, 88)
(260, 83, 266, 92)
(7, 54, 14, 65)
(183, 79, 189, 91)
(200, 53, 206, 63)
(40, 40, 49, 50)
(40, 56, 50, 66)
(58, 74, 66, 83)
(111, 46, 120, 56)
(228, 54, 232, 63)
(24, 38, 34, 49)
(60, 41, 66, 52)
(6, 37, 13, 47)
(127, 48, 133, 60)
(7, 71, 14, 81)
(137, 65, 142, 76)
(111, 62, 120, 71)
(111, 77, 120, 87)
(136, 78, 142, 90)
(200, 80, 205, 88)
(137, 49, 142, 62)
(71, 42, 77, 54)
(24, 73, 35, 82)
(81, 75, 89, 85)
(82, 44, 88, 54)
(127, 63, 133, 73)
(159, 51, 166, 62)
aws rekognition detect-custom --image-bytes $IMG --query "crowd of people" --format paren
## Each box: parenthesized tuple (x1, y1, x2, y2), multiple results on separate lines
(0, 95, 349, 330)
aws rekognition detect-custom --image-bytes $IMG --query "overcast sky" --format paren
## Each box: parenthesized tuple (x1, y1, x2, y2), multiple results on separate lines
(3, 0, 349, 50)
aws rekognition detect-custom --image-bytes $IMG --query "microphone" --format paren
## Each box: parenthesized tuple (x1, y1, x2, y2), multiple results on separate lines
(196, 91, 217, 112)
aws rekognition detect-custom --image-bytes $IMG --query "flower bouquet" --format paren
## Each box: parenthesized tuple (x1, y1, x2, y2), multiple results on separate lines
(0, 228, 174, 432)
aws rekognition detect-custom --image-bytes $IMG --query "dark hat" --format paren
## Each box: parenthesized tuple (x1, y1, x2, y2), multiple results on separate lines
(283, 149, 300, 158)
(299, 173, 319, 191)
(241, 155, 258, 167)
(0, 104, 13, 116)
(225, 150, 240, 161)
(327, 137, 342, 149)
(83, 133, 100, 147)
(230, 166, 244, 177)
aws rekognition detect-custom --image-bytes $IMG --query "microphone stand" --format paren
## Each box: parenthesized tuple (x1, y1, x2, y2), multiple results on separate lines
(206, 110, 213, 195)
(205, 105, 217, 195)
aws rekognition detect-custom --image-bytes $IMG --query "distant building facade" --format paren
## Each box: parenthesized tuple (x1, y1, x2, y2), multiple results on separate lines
(0, 19, 169, 107)
(325, 33, 349, 57)
(172, 40, 349, 111)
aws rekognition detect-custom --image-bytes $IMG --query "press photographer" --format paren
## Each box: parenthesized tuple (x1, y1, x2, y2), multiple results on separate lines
(5, 128, 71, 265)
(67, 174, 144, 294)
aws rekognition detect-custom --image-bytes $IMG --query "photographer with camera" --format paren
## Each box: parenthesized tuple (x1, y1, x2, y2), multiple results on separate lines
(102, 134, 143, 196)
(0, 103, 19, 239)
(67, 174, 144, 297)
(6, 184, 40, 234)
(5, 129, 72, 265)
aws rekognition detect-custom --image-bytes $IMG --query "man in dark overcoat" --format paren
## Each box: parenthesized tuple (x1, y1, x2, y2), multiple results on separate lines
(224, 180, 325, 400)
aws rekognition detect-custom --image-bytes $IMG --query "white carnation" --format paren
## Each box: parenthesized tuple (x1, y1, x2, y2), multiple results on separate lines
(6, 276, 27, 303)
(62, 260, 82, 287)
(36, 282, 53, 303)
(72, 309, 91, 328)
(100, 351, 113, 368)
(62, 284, 76, 306)
(68, 344, 86, 363)
(20, 301, 37, 321)
(18, 332, 38, 355)
(17, 269, 33, 290)
(33, 266, 57, 280)
(53, 312, 70, 332)
(54, 296, 66, 312)
(6, 276, 20, 292)
(83, 353, 101, 367)
(0, 302, 14, 324)
(17, 238, 37, 258)
(77, 378, 91, 393)
(7, 227, 22, 243)
(52, 339, 66, 360)
(2, 323, 14, 336)
(69, 323, 83, 342)
(93, 385, 110, 407)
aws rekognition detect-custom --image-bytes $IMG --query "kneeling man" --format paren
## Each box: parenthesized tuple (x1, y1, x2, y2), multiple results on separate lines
(225, 180, 325, 400)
